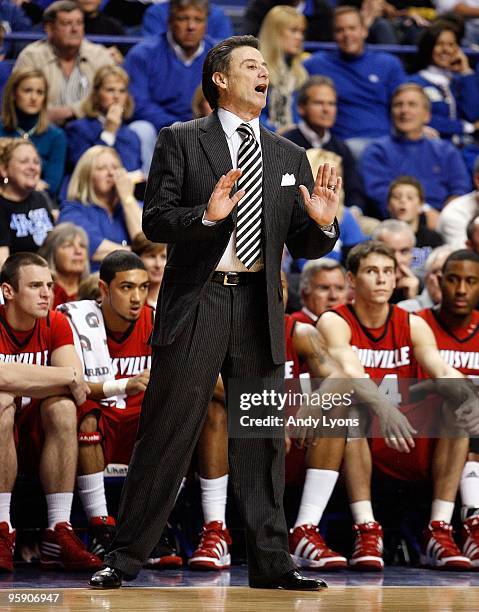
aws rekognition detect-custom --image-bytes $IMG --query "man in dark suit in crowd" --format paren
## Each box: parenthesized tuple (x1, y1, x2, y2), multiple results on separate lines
(90, 35, 340, 591)
(283, 76, 365, 210)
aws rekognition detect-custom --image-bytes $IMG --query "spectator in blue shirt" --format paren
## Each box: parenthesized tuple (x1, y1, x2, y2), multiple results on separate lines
(410, 20, 479, 143)
(0, 0, 32, 57)
(58, 145, 142, 271)
(142, 0, 232, 41)
(0, 68, 66, 195)
(124, 0, 214, 131)
(65, 65, 143, 175)
(304, 6, 405, 158)
(360, 83, 471, 218)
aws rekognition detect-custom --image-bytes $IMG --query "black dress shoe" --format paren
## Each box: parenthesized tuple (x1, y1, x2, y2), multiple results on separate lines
(89, 566, 128, 589)
(249, 569, 328, 590)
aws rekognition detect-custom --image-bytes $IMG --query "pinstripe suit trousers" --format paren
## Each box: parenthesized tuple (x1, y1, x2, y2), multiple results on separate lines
(104, 278, 296, 581)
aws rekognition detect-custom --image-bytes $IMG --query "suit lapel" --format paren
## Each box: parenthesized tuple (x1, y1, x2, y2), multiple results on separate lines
(199, 113, 233, 181)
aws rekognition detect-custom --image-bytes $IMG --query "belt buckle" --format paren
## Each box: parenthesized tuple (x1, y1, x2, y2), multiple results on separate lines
(223, 272, 240, 286)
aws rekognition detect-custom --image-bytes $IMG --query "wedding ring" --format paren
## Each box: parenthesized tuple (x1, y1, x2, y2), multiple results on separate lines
(327, 185, 336, 192)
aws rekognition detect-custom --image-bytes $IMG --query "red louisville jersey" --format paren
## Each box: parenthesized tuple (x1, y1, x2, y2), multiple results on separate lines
(418, 308, 479, 377)
(332, 303, 419, 391)
(0, 306, 73, 365)
(106, 305, 154, 412)
(332, 304, 439, 481)
(290, 309, 317, 326)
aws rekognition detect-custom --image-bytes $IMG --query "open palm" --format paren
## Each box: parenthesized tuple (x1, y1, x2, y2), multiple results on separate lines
(299, 163, 341, 226)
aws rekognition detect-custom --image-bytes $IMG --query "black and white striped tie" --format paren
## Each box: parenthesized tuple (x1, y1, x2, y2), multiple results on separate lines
(236, 123, 262, 269)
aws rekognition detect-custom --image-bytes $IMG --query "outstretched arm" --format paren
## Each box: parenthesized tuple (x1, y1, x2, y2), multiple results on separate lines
(0, 362, 88, 404)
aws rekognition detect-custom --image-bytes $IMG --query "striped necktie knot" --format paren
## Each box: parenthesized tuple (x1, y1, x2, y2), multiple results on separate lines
(237, 123, 255, 141)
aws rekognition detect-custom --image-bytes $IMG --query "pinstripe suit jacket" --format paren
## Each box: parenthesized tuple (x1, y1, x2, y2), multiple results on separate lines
(142, 111, 338, 364)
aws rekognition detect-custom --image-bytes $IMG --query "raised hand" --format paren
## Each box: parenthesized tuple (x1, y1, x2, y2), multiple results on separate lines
(299, 163, 341, 226)
(104, 103, 124, 134)
(204, 169, 245, 222)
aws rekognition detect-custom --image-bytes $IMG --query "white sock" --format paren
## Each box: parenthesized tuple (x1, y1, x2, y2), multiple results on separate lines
(294, 469, 339, 527)
(77, 472, 108, 519)
(350, 500, 375, 525)
(45, 492, 74, 529)
(0, 492, 12, 530)
(200, 475, 228, 526)
(430, 499, 455, 524)
(460, 461, 479, 520)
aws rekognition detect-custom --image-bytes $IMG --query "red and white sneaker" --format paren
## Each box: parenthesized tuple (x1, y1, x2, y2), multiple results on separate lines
(40, 522, 102, 571)
(420, 521, 471, 570)
(0, 522, 15, 572)
(88, 516, 116, 559)
(349, 522, 384, 571)
(460, 517, 479, 570)
(188, 521, 231, 570)
(145, 529, 183, 569)
(289, 524, 347, 570)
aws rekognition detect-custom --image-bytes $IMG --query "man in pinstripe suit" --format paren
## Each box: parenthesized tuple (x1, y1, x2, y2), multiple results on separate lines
(90, 35, 340, 590)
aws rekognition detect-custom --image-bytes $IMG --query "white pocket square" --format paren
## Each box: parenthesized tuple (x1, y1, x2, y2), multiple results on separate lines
(281, 173, 296, 187)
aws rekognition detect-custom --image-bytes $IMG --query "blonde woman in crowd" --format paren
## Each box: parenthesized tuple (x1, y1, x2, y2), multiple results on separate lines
(58, 146, 142, 271)
(65, 66, 144, 176)
(258, 5, 308, 132)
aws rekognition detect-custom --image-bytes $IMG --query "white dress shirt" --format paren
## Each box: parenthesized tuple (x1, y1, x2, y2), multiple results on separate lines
(206, 108, 264, 272)
(203, 108, 335, 272)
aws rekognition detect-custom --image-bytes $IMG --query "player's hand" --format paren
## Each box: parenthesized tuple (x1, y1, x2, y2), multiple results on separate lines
(300, 163, 341, 226)
(377, 406, 416, 453)
(126, 369, 150, 396)
(289, 404, 321, 448)
(204, 169, 245, 222)
(452, 384, 479, 434)
(69, 371, 90, 406)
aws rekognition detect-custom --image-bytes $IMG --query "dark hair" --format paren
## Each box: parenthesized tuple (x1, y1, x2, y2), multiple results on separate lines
(43, 1, 81, 25)
(0, 252, 49, 290)
(442, 248, 479, 272)
(466, 214, 479, 242)
(99, 250, 146, 285)
(414, 19, 462, 72)
(297, 75, 336, 107)
(202, 35, 259, 110)
(346, 241, 397, 275)
(387, 175, 425, 204)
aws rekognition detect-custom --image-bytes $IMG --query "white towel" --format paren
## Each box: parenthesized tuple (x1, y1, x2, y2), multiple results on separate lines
(57, 300, 126, 408)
